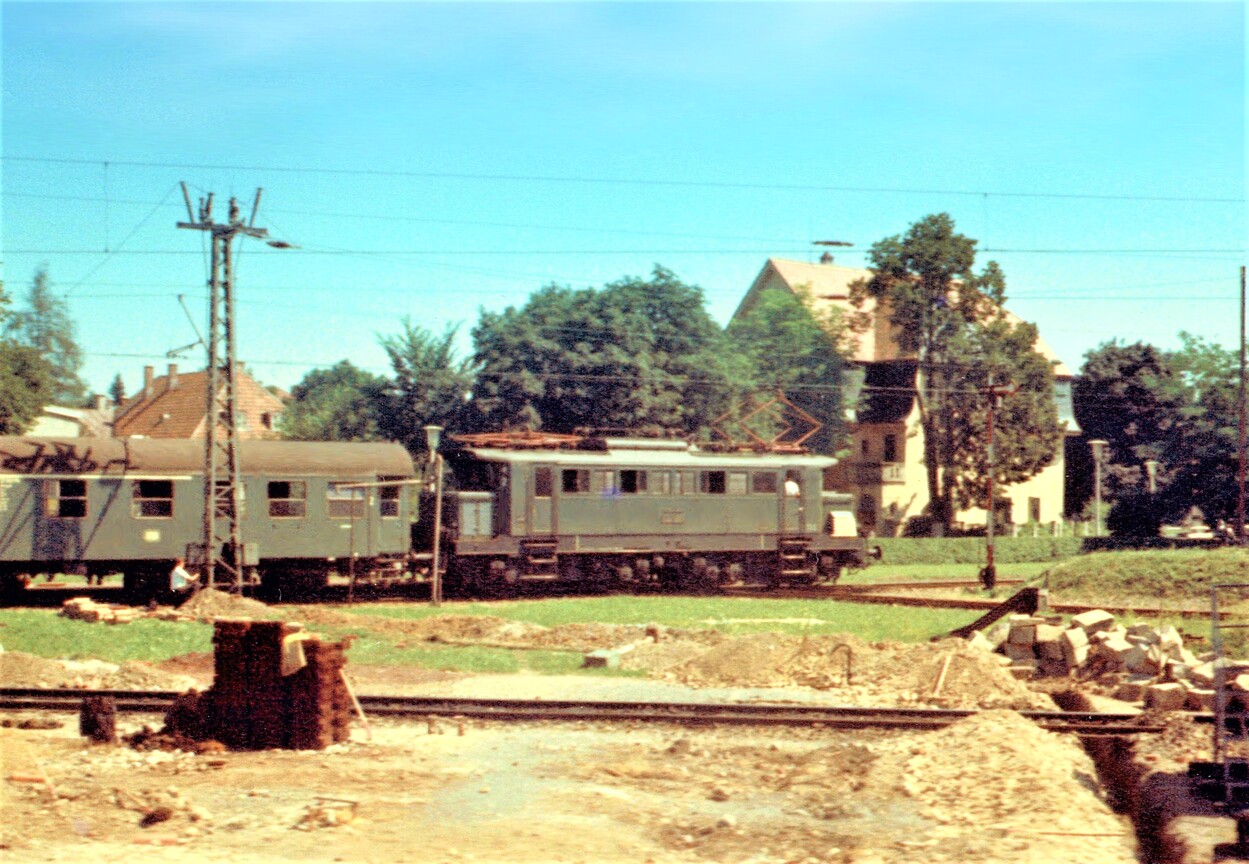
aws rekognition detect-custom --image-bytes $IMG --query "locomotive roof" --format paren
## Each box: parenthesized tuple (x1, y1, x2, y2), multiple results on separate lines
(0, 437, 416, 477)
(458, 445, 837, 470)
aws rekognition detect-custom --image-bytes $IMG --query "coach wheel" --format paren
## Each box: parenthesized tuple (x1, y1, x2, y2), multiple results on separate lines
(616, 565, 634, 586)
(699, 564, 722, 594)
(725, 562, 744, 586)
(634, 558, 650, 579)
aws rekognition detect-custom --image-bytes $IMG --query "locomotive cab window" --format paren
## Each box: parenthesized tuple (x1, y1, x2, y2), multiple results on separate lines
(45, 479, 87, 518)
(133, 480, 174, 518)
(327, 483, 365, 518)
(752, 472, 778, 494)
(727, 471, 748, 496)
(268, 481, 307, 518)
(534, 467, 553, 498)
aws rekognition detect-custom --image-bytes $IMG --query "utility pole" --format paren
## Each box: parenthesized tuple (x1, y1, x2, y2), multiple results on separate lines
(980, 377, 1016, 590)
(177, 184, 273, 592)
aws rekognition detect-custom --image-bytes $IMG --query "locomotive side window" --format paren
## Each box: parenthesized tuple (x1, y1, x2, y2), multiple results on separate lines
(727, 471, 748, 496)
(679, 471, 698, 495)
(620, 469, 648, 494)
(591, 470, 615, 496)
(534, 467, 553, 498)
(562, 469, 589, 494)
(699, 471, 727, 494)
(133, 480, 174, 518)
(752, 472, 778, 494)
(648, 471, 672, 495)
(268, 481, 307, 518)
(45, 479, 87, 518)
(327, 483, 365, 518)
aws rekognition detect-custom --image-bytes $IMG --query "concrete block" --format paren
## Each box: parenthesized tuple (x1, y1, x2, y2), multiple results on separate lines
(1071, 609, 1116, 637)
(1060, 628, 1089, 669)
(1114, 680, 1149, 702)
(583, 649, 621, 669)
(966, 631, 995, 653)
(1231, 672, 1249, 693)
(1008, 623, 1038, 646)
(1190, 661, 1216, 687)
(1144, 682, 1188, 711)
(1095, 635, 1144, 673)
(1037, 657, 1069, 678)
(1185, 688, 1217, 711)
(983, 623, 1010, 650)
(1037, 639, 1066, 662)
(1035, 624, 1065, 644)
(1004, 642, 1037, 662)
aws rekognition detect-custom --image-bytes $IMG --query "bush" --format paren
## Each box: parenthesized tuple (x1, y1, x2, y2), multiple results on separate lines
(874, 536, 1082, 565)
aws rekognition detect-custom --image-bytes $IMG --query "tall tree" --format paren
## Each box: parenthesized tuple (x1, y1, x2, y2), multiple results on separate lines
(725, 284, 851, 452)
(378, 320, 477, 456)
(5, 268, 87, 405)
(471, 266, 746, 435)
(0, 279, 54, 433)
(849, 213, 1026, 533)
(280, 360, 388, 442)
(108, 373, 127, 406)
(942, 317, 1062, 515)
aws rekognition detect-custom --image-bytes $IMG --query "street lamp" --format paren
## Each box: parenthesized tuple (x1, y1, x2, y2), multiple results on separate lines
(1144, 459, 1159, 496)
(424, 425, 444, 607)
(1089, 439, 1109, 537)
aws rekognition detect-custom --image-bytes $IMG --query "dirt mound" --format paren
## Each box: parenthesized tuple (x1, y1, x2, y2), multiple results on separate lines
(0, 650, 202, 691)
(178, 588, 280, 621)
(652, 633, 1048, 709)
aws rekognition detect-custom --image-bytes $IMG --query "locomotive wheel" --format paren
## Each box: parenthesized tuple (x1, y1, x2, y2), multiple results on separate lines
(698, 564, 722, 595)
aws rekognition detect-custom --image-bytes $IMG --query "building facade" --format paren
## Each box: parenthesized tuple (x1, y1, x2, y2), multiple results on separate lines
(112, 364, 285, 440)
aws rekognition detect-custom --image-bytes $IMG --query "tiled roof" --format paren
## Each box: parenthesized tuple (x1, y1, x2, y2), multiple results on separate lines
(113, 367, 285, 439)
(735, 258, 1073, 377)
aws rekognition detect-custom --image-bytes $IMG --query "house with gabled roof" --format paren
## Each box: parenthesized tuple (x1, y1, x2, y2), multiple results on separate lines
(112, 364, 285, 440)
(732, 256, 1079, 536)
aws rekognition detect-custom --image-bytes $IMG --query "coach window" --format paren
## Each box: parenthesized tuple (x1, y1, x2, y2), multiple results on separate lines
(699, 470, 727, 495)
(562, 468, 589, 494)
(133, 480, 174, 518)
(534, 467, 553, 498)
(620, 469, 648, 494)
(752, 472, 778, 494)
(327, 483, 365, 518)
(268, 481, 307, 518)
(46, 479, 87, 518)
(379, 484, 401, 518)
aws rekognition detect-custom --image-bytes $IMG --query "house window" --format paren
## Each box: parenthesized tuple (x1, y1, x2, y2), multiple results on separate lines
(1029, 497, 1041, 523)
(860, 439, 870, 459)
(268, 481, 307, 518)
(751, 472, 778, 494)
(133, 480, 173, 518)
(46, 479, 87, 519)
(327, 483, 365, 518)
(700, 471, 727, 494)
(883, 434, 898, 463)
(562, 469, 589, 494)
(261, 412, 275, 431)
(620, 469, 648, 494)
(534, 467, 553, 498)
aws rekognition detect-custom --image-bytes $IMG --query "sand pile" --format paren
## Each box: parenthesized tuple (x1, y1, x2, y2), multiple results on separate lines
(0, 650, 201, 690)
(178, 588, 280, 621)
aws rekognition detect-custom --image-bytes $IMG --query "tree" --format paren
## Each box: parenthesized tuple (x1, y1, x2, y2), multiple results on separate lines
(280, 360, 388, 442)
(0, 280, 54, 433)
(849, 213, 1047, 534)
(108, 373, 127, 406)
(470, 266, 747, 435)
(725, 283, 851, 452)
(378, 320, 477, 456)
(1073, 341, 1184, 506)
(5, 268, 87, 405)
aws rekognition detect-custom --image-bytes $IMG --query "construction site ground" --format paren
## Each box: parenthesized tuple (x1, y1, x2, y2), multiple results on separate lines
(0, 592, 1244, 864)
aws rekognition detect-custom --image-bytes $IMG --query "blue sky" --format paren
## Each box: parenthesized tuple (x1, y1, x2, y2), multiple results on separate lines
(2, 1, 1244, 398)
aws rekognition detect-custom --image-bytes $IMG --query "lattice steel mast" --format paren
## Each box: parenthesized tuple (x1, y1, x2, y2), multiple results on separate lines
(177, 184, 271, 591)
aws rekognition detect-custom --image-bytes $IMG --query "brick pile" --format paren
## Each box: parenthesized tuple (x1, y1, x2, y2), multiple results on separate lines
(59, 597, 143, 624)
(191, 619, 353, 750)
(973, 607, 1227, 711)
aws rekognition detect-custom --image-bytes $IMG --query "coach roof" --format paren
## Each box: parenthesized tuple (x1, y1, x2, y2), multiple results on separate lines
(0, 437, 416, 477)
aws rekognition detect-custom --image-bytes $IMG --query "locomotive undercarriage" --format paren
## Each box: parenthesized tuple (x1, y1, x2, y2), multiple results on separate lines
(443, 545, 849, 598)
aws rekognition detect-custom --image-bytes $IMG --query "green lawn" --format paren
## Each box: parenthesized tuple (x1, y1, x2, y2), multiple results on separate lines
(0, 594, 973, 674)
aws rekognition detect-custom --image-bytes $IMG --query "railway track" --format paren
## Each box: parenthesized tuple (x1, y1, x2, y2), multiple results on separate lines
(0, 687, 1162, 736)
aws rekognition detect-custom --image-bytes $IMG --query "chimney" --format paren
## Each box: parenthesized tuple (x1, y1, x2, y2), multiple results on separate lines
(167, 363, 179, 391)
(95, 395, 107, 411)
(143, 365, 155, 399)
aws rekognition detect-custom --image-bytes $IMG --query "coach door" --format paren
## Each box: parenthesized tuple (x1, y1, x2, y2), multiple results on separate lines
(529, 466, 554, 535)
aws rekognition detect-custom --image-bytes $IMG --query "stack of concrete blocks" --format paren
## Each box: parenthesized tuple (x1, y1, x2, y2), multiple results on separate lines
(202, 618, 352, 750)
(60, 597, 143, 624)
(977, 607, 1223, 711)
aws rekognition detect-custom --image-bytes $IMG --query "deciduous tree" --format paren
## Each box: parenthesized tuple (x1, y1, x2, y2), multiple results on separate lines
(5, 268, 86, 405)
(379, 320, 477, 456)
(280, 360, 388, 442)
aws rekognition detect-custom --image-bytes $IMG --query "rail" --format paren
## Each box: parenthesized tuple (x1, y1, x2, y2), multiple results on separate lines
(0, 688, 1162, 736)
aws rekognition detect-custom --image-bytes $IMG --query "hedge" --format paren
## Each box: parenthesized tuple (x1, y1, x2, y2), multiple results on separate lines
(874, 536, 1083, 565)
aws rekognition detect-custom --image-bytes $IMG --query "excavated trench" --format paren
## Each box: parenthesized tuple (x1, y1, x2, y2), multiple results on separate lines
(1052, 689, 1217, 864)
